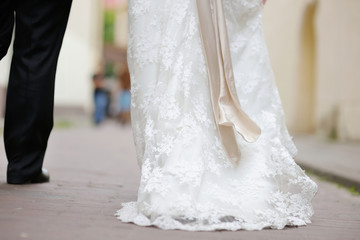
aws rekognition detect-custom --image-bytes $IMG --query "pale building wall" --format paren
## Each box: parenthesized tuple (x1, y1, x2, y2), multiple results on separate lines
(315, 0, 360, 141)
(263, 0, 360, 141)
(0, 47, 11, 86)
(114, 5, 128, 49)
(0, 43, 12, 118)
(55, 0, 103, 113)
(262, 0, 315, 133)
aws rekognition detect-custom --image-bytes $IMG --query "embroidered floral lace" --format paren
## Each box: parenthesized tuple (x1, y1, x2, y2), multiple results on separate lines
(115, 0, 318, 231)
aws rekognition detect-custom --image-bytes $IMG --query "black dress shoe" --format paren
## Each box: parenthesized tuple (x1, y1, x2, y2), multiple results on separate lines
(30, 168, 50, 183)
(7, 168, 50, 184)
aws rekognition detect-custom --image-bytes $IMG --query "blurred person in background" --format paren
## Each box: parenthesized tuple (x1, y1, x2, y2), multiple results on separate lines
(92, 73, 110, 125)
(115, 66, 131, 125)
(0, 0, 72, 184)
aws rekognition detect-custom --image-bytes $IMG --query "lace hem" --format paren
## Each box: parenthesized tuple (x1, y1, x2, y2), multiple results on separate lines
(115, 201, 312, 231)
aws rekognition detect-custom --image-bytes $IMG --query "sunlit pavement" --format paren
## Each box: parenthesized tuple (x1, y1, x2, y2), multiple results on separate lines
(0, 120, 359, 240)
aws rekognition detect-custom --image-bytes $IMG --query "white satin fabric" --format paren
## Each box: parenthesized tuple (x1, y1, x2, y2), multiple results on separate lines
(116, 0, 318, 231)
(196, 0, 261, 165)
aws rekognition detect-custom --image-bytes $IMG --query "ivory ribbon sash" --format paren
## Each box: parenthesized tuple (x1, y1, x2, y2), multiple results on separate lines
(196, 0, 261, 164)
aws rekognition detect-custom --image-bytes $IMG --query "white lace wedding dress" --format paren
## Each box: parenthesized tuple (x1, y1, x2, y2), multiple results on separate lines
(116, 0, 318, 231)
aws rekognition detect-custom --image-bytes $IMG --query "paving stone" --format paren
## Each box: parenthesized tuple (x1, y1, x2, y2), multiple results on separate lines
(0, 121, 359, 240)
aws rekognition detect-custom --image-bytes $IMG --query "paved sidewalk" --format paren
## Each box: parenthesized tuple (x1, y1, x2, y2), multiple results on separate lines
(295, 136, 360, 191)
(0, 121, 359, 240)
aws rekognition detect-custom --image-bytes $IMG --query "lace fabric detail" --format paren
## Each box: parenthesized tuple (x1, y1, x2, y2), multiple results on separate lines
(116, 0, 318, 231)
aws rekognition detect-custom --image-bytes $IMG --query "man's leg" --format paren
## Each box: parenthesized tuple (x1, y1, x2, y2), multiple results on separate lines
(0, 0, 14, 60)
(5, 0, 72, 184)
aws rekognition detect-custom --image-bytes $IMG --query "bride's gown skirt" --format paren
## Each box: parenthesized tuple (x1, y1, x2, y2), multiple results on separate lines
(116, 0, 318, 231)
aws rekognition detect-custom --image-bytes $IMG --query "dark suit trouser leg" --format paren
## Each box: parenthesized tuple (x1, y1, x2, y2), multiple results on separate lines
(0, 0, 14, 60)
(4, 0, 72, 183)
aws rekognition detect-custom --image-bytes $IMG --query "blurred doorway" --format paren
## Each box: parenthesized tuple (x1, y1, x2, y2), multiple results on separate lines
(294, 1, 317, 133)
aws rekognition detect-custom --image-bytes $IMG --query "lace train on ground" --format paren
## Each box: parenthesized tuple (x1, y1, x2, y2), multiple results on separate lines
(115, 0, 318, 231)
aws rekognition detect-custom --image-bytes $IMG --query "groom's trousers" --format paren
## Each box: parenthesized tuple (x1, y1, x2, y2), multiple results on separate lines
(0, 0, 72, 183)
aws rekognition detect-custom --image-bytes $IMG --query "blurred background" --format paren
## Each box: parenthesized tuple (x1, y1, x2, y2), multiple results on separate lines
(0, 0, 359, 142)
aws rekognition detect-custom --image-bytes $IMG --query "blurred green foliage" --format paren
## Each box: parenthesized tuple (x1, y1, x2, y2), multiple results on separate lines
(54, 120, 73, 129)
(104, 9, 115, 43)
(105, 62, 115, 77)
